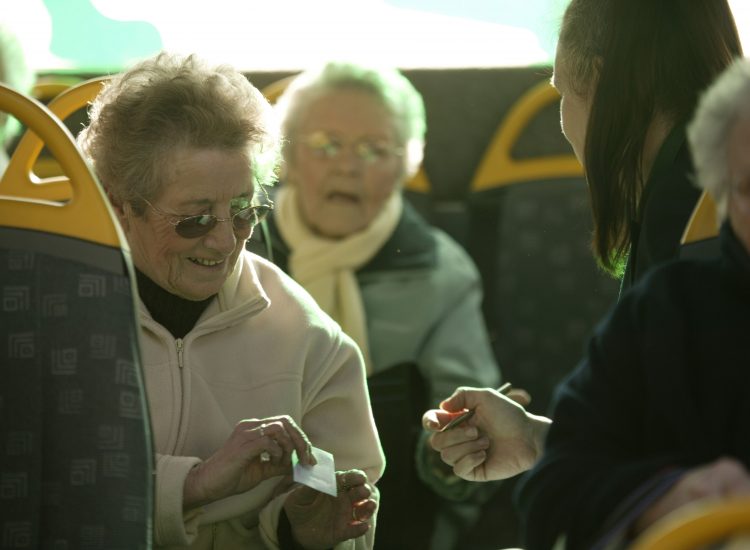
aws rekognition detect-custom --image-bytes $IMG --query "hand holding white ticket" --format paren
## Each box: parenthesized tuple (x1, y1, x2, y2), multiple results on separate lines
(284, 446, 377, 548)
(292, 446, 337, 497)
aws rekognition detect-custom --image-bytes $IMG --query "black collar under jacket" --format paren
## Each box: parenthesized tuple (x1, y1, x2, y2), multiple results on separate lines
(265, 198, 437, 276)
(134, 268, 213, 339)
(621, 124, 701, 295)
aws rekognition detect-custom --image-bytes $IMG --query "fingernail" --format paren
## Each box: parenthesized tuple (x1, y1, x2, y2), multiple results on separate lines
(465, 427, 478, 438)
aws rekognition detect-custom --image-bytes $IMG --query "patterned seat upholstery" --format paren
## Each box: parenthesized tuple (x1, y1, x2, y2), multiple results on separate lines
(469, 176, 617, 413)
(0, 83, 152, 549)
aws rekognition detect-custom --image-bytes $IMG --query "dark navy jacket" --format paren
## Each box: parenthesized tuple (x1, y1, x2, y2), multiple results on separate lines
(518, 222, 750, 549)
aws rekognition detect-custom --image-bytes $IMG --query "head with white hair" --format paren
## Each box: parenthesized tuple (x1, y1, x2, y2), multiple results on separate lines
(688, 58, 750, 220)
(688, 57, 750, 253)
(273, 61, 425, 239)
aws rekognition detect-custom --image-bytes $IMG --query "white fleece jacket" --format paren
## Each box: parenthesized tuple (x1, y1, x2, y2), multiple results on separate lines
(138, 250, 385, 549)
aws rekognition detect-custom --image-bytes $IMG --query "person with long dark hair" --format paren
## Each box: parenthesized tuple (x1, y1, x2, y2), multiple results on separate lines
(553, 0, 742, 290)
(423, 1, 746, 547)
(516, 54, 750, 549)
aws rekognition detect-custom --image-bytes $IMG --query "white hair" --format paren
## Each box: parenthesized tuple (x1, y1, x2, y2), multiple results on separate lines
(688, 57, 750, 220)
(275, 61, 426, 178)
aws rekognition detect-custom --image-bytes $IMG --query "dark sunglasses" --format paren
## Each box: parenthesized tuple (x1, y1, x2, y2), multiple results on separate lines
(138, 195, 274, 239)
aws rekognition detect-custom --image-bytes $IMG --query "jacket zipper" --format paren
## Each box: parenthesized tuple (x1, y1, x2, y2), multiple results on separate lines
(173, 337, 187, 456)
(176, 338, 184, 368)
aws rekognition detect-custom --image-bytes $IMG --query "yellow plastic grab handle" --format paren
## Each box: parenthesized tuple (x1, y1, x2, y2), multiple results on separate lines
(471, 79, 583, 193)
(630, 497, 750, 550)
(0, 83, 121, 247)
(4, 77, 108, 202)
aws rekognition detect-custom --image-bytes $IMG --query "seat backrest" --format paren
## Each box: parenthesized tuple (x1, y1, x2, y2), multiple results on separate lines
(0, 83, 153, 549)
(630, 497, 750, 550)
(466, 80, 619, 416)
(679, 190, 720, 260)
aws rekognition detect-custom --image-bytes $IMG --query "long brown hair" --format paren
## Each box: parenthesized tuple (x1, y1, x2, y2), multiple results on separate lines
(559, 0, 742, 274)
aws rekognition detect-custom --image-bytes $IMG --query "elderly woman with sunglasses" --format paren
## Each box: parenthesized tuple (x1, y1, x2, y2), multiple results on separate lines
(78, 52, 384, 550)
(268, 62, 501, 549)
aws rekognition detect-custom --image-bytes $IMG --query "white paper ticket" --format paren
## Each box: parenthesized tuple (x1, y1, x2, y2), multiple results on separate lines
(292, 446, 337, 497)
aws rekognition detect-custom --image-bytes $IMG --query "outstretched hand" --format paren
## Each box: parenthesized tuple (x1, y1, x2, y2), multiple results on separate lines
(184, 415, 316, 509)
(422, 386, 550, 481)
(284, 469, 376, 549)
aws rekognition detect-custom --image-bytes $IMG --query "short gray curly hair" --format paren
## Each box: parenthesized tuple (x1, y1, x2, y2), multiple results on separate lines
(78, 52, 280, 211)
(688, 57, 750, 221)
(274, 61, 426, 177)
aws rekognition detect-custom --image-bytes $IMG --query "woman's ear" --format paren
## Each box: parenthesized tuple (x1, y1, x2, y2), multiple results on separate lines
(592, 55, 603, 85)
(106, 190, 130, 232)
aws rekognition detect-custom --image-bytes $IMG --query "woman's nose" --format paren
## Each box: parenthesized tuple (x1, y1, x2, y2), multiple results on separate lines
(204, 218, 238, 254)
(332, 146, 363, 174)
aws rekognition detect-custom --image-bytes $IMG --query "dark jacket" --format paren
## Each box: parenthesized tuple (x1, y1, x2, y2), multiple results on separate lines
(517, 222, 750, 549)
(621, 126, 701, 293)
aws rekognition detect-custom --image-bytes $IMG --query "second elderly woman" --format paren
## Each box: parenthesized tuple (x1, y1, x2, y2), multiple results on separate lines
(269, 62, 501, 549)
(78, 52, 384, 549)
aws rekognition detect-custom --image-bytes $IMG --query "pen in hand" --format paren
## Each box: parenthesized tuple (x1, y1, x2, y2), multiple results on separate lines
(439, 382, 513, 432)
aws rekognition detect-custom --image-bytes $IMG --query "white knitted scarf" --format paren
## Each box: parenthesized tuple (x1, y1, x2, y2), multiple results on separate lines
(275, 185, 403, 373)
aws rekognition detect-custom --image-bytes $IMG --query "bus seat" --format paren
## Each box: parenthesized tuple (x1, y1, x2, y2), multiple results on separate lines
(630, 497, 750, 550)
(0, 83, 153, 548)
(467, 79, 618, 416)
(679, 190, 720, 259)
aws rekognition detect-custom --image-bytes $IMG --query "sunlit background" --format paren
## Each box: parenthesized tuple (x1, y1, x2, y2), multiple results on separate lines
(9, 0, 749, 73)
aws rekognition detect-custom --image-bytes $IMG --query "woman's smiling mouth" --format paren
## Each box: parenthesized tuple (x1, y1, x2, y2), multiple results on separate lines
(189, 257, 224, 267)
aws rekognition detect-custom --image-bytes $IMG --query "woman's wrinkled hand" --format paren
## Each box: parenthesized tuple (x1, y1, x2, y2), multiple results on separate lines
(183, 415, 316, 509)
(422, 386, 549, 482)
(284, 469, 376, 549)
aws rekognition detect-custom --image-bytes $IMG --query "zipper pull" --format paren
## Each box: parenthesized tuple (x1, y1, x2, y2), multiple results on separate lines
(176, 338, 184, 369)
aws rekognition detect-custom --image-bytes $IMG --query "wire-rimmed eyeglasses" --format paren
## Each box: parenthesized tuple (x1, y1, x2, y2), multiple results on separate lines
(300, 130, 404, 165)
(137, 194, 273, 239)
